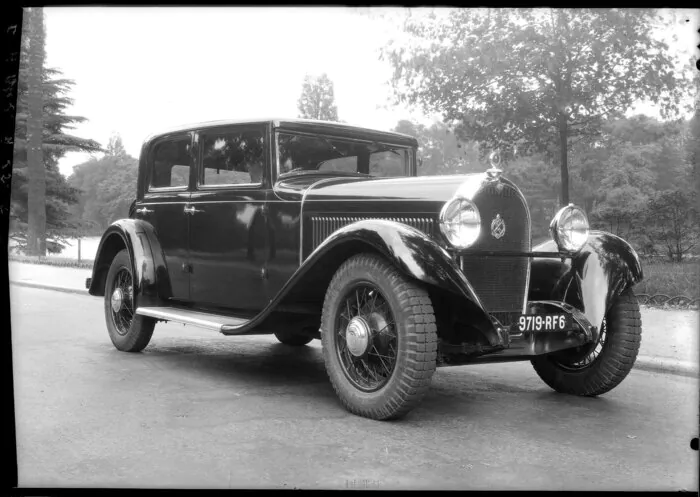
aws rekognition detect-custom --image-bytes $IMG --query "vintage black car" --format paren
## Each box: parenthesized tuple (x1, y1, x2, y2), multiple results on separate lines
(86, 118, 644, 420)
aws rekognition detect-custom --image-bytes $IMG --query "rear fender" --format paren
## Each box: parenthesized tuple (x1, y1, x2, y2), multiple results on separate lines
(529, 231, 644, 333)
(88, 219, 170, 307)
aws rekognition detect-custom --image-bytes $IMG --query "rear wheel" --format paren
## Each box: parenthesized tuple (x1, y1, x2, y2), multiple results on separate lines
(104, 249, 156, 352)
(531, 288, 642, 396)
(321, 253, 438, 420)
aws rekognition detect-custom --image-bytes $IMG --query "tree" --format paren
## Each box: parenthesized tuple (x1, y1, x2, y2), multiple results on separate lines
(24, 7, 46, 256)
(382, 8, 690, 206)
(644, 189, 699, 261)
(297, 73, 339, 121)
(393, 119, 482, 175)
(106, 133, 127, 158)
(573, 115, 689, 244)
(68, 139, 140, 232)
(12, 8, 102, 255)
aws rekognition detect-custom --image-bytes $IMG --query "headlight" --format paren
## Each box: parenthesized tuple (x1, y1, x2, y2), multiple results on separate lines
(550, 204, 589, 253)
(439, 197, 481, 249)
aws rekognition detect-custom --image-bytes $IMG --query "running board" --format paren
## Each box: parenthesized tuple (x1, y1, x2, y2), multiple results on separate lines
(135, 306, 251, 333)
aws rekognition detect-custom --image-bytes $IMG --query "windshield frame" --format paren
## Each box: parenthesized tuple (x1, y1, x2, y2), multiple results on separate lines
(273, 130, 416, 182)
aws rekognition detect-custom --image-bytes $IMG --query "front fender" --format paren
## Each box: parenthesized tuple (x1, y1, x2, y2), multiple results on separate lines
(529, 231, 644, 331)
(264, 219, 496, 337)
(88, 219, 169, 307)
(312, 219, 485, 305)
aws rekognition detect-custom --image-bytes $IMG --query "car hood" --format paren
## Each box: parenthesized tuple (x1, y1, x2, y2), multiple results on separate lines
(274, 173, 492, 203)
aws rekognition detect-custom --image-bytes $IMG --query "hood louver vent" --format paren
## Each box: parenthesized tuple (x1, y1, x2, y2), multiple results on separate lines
(311, 216, 436, 250)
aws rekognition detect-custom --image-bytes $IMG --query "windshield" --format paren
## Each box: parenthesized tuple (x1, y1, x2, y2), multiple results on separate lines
(277, 132, 410, 178)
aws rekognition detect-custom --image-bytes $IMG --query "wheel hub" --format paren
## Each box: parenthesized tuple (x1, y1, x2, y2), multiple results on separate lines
(111, 287, 124, 313)
(346, 316, 372, 357)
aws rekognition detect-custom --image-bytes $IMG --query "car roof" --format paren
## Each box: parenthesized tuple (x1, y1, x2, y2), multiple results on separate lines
(141, 118, 419, 147)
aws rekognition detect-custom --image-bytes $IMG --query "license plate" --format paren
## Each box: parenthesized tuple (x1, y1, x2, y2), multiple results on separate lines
(517, 313, 572, 332)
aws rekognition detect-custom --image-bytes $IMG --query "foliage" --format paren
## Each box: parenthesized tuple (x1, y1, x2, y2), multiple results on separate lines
(392, 119, 483, 176)
(642, 190, 699, 262)
(686, 108, 700, 195)
(381, 8, 691, 205)
(634, 260, 699, 299)
(297, 73, 339, 121)
(68, 134, 139, 232)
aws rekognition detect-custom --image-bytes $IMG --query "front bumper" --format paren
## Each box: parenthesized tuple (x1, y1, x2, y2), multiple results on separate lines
(437, 300, 599, 366)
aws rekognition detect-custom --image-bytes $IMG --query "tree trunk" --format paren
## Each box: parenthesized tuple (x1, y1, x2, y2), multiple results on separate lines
(558, 111, 569, 206)
(25, 7, 47, 256)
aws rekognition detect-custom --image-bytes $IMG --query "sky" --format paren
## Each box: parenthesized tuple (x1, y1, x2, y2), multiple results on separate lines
(41, 7, 700, 177)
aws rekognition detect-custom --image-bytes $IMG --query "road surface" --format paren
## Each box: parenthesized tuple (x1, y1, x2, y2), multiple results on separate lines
(10, 286, 699, 490)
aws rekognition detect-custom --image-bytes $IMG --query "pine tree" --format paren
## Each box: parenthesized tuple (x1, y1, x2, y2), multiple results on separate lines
(297, 73, 339, 121)
(11, 7, 102, 255)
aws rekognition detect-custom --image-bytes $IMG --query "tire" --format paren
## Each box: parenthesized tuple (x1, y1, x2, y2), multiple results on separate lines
(320, 253, 438, 420)
(104, 249, 156, 352)
(274, 328, 314, 346)
(531, 288, 642, 396)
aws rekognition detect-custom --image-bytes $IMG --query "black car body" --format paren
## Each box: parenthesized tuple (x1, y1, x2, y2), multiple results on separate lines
(87, 118, 644, 420)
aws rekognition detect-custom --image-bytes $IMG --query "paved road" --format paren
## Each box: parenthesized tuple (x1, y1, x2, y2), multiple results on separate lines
(11, 287, 699, 490)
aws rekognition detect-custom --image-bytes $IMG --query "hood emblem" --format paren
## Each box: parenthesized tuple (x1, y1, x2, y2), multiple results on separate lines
(491, 214, 506, 239)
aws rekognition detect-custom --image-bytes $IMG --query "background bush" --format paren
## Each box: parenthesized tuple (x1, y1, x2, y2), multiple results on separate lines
(635, 260, 699, 298)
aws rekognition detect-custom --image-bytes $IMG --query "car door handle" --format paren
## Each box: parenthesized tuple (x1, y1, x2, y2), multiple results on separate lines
(183, 205, 203, 215)
(135, 207, 154, 215)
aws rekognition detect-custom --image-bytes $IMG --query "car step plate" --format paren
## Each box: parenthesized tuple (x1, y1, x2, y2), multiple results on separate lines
(135, 306, 250, 333)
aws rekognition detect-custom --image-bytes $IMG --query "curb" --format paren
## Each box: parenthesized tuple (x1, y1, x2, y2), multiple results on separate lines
(634, 355, 698, 378)
(7, 280, 700, 378)
(10, 280, 89, 296)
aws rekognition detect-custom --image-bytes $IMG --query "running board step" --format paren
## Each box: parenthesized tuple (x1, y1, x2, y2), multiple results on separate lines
(135, 306, 250, 333)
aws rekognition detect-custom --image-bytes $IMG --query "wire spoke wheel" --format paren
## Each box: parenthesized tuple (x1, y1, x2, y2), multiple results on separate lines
(321, 253, 438, 420)
(556, 318, 607, 371)
(335, 283, 398, 392)
(531, 289, 642, 397)
(110, 267, 134, 336)
(103, 249, 156, 352)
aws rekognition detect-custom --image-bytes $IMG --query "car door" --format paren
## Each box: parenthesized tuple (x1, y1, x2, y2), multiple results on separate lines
(134, 131, 194, 302)
(187, 124, 270, 311)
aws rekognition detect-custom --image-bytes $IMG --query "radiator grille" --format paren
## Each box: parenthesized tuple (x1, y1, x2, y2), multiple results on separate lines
(460, 182, 531, 314)
(310, 216, 436, 250)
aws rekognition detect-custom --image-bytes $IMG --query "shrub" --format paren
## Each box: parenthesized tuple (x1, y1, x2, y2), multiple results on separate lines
(635, 260, 699, 299)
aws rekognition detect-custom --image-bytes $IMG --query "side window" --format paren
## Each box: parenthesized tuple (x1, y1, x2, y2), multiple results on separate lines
(149, 135, 192, 190)
(200, 128, 264, 186)
(318, 156, 357, 173)
(369, 149, 407, 177)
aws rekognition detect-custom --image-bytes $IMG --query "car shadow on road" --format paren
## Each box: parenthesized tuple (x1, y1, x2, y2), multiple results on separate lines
(139, 336, 333, 392)
(123, 335, 627, 421)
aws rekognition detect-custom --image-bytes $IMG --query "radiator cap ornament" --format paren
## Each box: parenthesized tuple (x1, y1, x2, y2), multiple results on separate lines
(491, 213, 506, 239)
(486, 150, 502, 180)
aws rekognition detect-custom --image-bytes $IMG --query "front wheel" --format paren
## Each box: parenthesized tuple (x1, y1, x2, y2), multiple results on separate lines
(104, 249, 156, 352)
(531, 288, 642, 396)
(321, 253, 438, 420)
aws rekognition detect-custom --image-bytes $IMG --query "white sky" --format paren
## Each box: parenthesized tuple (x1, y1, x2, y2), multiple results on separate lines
(42, 7, 699, 177)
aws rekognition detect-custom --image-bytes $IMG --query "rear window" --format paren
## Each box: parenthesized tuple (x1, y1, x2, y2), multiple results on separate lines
(148, 135, 192, 190)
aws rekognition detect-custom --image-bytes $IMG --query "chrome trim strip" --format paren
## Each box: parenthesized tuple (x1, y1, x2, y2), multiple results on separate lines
(135, 307, 249, 333)
(299, 177, 349, 265)
(499, 178, 532, 315)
